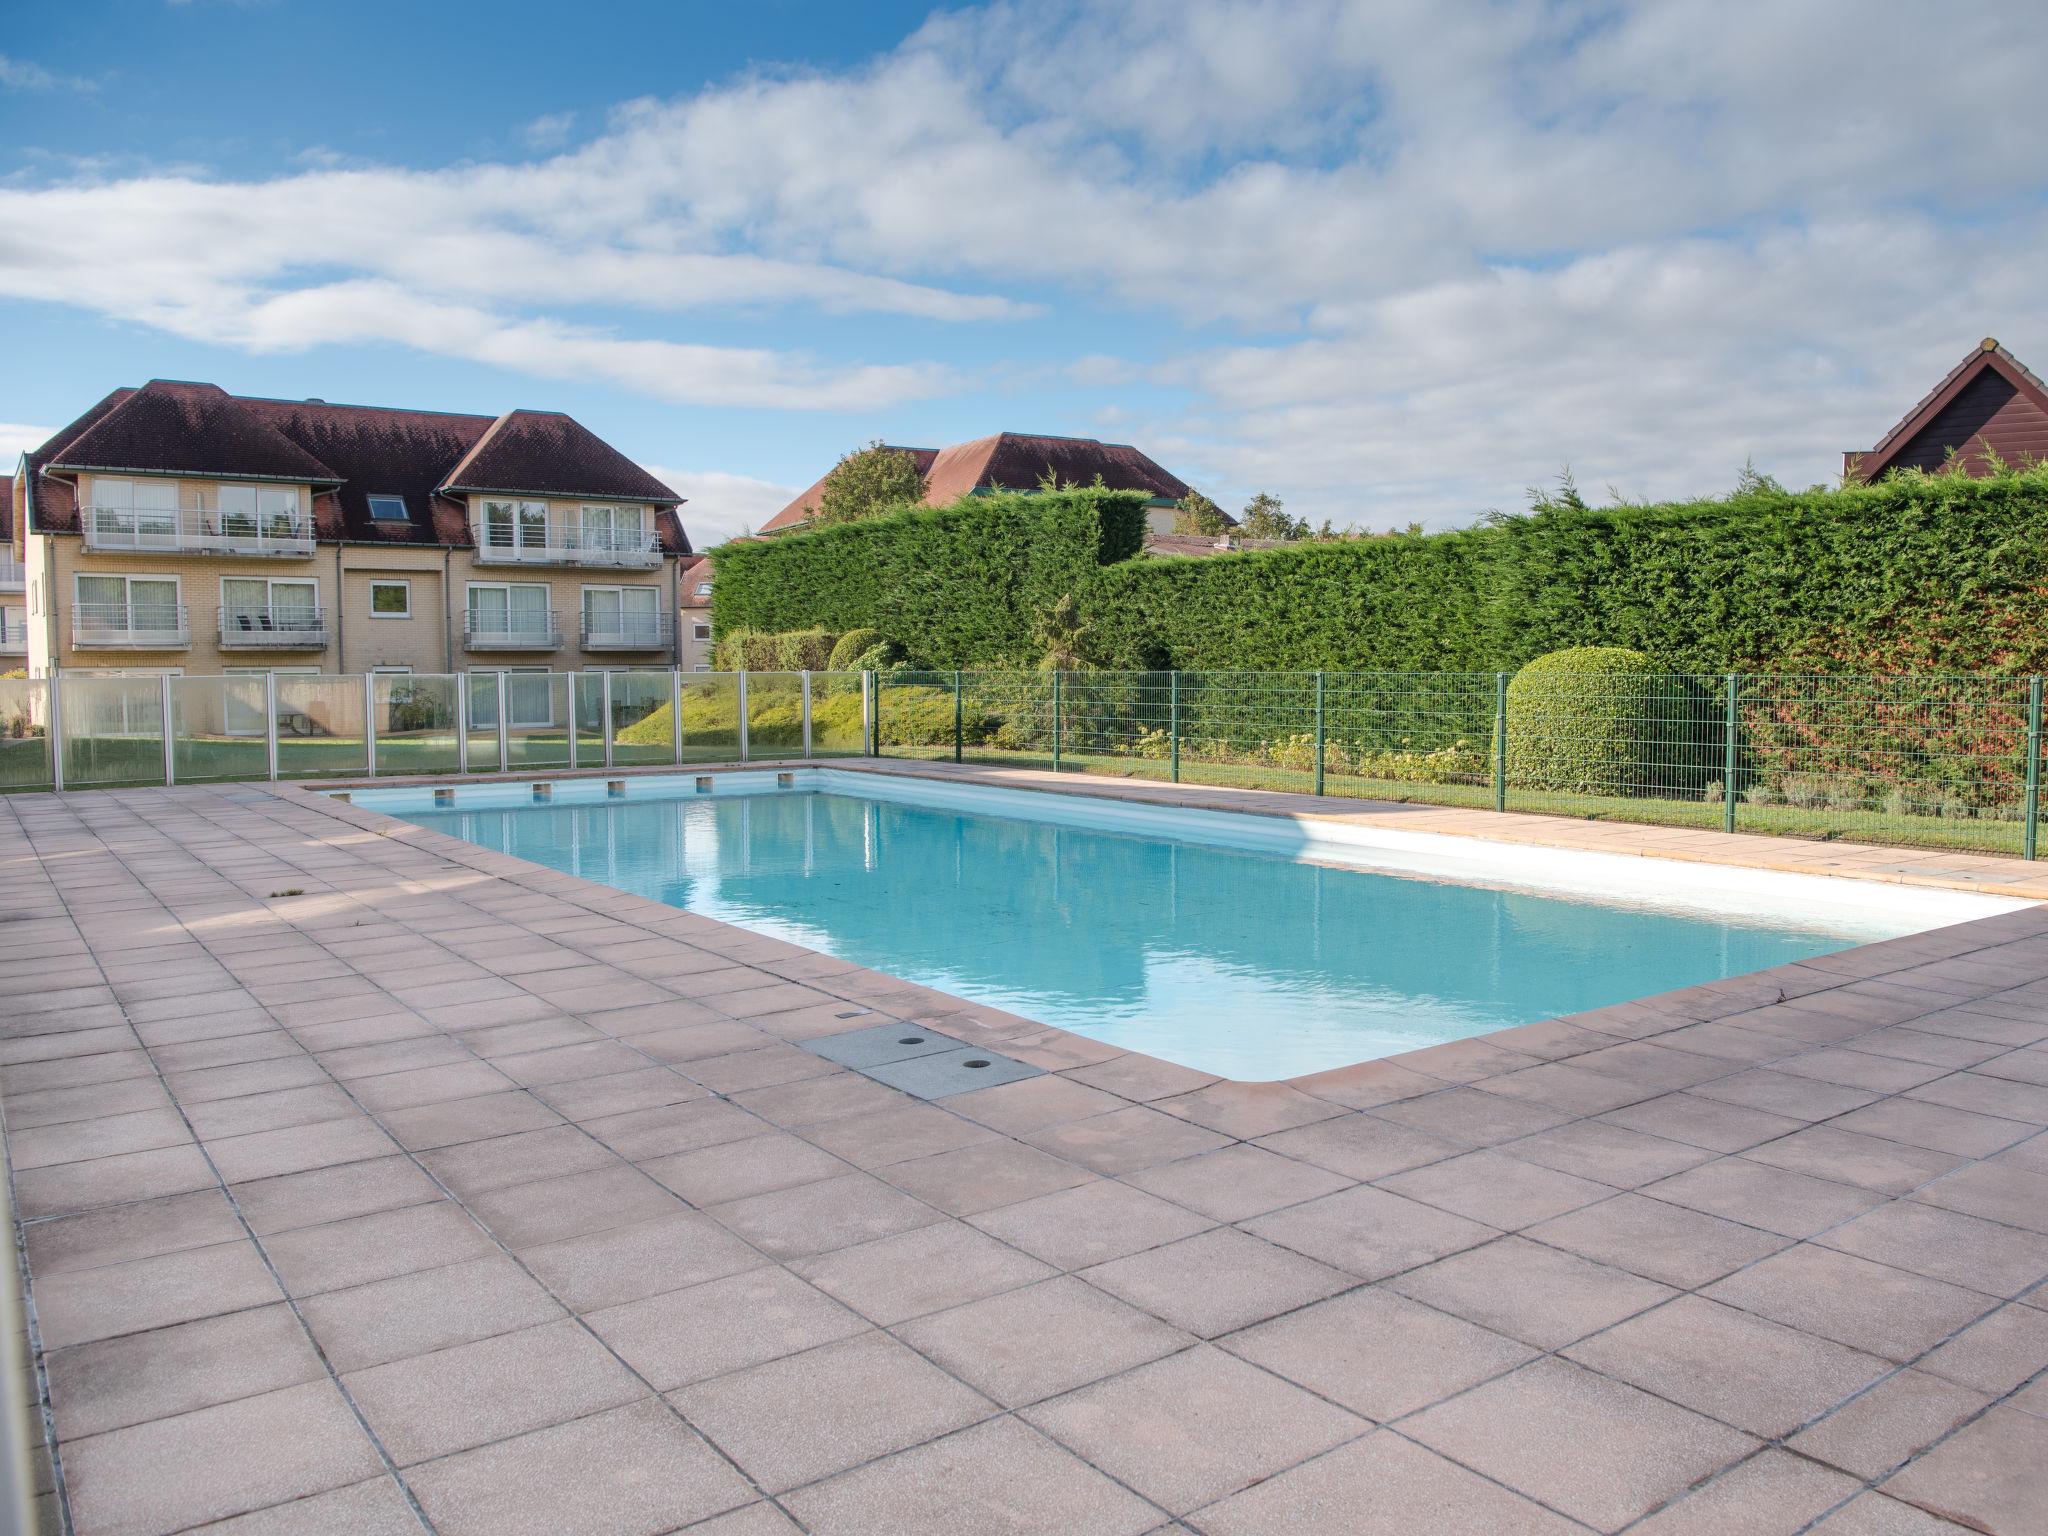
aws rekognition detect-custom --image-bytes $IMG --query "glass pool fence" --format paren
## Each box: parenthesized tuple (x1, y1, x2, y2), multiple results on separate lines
(7, 667, 2048, 860)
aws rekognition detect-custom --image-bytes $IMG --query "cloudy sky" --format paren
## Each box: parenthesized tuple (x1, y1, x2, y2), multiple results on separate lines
(2, 0, 2042, 545)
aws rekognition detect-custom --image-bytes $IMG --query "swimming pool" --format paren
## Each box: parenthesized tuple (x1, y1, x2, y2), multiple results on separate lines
(343, 769, 2024, 1079)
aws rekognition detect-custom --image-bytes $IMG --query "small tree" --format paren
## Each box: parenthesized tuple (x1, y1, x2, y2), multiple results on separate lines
(1238, 492, 1310, 541)
(810, 442, 927, 526)
(1172, 490, 1230, 537)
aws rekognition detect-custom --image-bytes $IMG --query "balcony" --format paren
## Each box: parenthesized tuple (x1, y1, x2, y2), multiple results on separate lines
(82, 507, 316, 559)
(464, 609, 563, 651)
(72, 602, 190, 650)
(475, 525, 661, 569)
(218, 606, 329, 649)
(581, 614, 675, 651)
(0, 618, 25, 656)
(0, 557, 24, 594)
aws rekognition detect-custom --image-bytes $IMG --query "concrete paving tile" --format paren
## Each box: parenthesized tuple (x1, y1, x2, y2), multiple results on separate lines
(1402, 1357, 1757, 1533)
(177, 1478, 423, 1535)
(707, 1170, 942, 1260)
(581, 1098, 764, 1160)
(684, 1043, 843, 1095)
(782, 1416, 1160, 1536)
(1153, 1081, 1347, 1139)
(1186, 1431, 1581, 1536)
(405, 1399, 754, 1536)
(1221, 1285, 1534, 1421)
(205, 1116, 400, 1183)
(1817, 1200, 2048, 1296)
(1598, 1091, 1808, 1152)
(1913, 1302, 2048, 1395)
(896, 1275, 1191, 1408)
(1125, 1143, 1352, 1222)
(968, 1179, 1215, 1269)
(1059, 1052, 1220, 1102)
(1564, 1294, 1890, 1437)
(641, 1131, 848, 1206)
(1526, 1191, 1791, 1288)
(671, 1330, 994, 1493)
(1881, 1405, 2048, 1536)
(943, 1073, 1129, 1135)
(1907, 1070, 2048, 1125)
(349, 1061, 514, 1111)
(1022, 1104, 1232, 1175)
(376, 1090, 564, 1151)
(10, 1107, 192, 1170)
(1832, 1097, 2036, 1158)
(491, 1040, 648, 1086)
(1241, 1185, 1497, 1280)
(2, 1076, 171, 1131)
(797, 1102, 997, 1168)
(182, 1084, 360, 1141)
(415, 1124, 620, 1198)
(1788, 1368, 1991, 1481)
(228, 1154, 443, 1236)
(167, 1057, 332, 1104)
(1080, 1227, 1353, 1338)
(1705, 1244, 1998, 1361)
(792, 1220, 1052, 1326)
(1640, 1155, 1888, 1238)
(1629, 1448, 1862, 1536)
(1808, 1492, 1979, 1534)
(1022, 1344, 1364, 1516)
(1374, 1148, 1613, 1230)
(1912, 1159, 2048, 1234)
(25, 1189, 241, 1275)
(62, 1381, 383, 1536)
(1387, 1234, 1677, 1349)
(587, 1265, 867, 1390)
(36, 1239, 282, 1350)
(311, 1035, 470, 1080)
(1360, 1086, 1574, 1147)
(45, 1303, 324, 1440)
(1741, 1123, 1970, 1196)
(1775, 1047, 1953, 1094)
(465, 1162, 685, 1248)
(342, 1317, 646, 1465)
(260, 1200, 496, 1297)
(517, 1210, 763, 1311)
(877, 1137, 1095, 1216)
(532, 1066, 706, 1121)
(297, 1254, 565, 1372)
(727, 1068, 915, 1127)
(12, 1143, 217, 1219)
(1476, 1061, 1654, 1116)
(1497, 1119, 1717, 1188)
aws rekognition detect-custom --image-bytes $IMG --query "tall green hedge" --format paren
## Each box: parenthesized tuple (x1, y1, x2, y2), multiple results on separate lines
(1082, 470, 2048, 674)
(712, 489, 1150, 668)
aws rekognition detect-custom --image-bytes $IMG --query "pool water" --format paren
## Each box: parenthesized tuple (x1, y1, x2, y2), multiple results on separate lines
(350, 771, 2007, 1079)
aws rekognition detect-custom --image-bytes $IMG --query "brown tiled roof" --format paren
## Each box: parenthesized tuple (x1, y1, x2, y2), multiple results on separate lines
(1849, 337, 2048, 481)
(24, 384, 691, 554)
(442, 410, 682, 505)
(678, 552, 713, 608)
(760, 434, 1203, 533)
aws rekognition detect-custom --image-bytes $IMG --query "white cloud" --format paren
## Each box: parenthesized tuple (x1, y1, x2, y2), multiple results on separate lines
(0, 54, 93, 93)
(523, 111, 577, 152)
(0, 423, 54, 466)
(643, 465, 801, 548)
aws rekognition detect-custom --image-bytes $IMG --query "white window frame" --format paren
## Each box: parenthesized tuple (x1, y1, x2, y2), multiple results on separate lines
(368, 580, 412, 619)
(74, 571, 182, 633)
(219, 575, 318, 614)
(365, 494, 409, 523)
(691, 621, 711, 641)
(694, 581, 712, 596)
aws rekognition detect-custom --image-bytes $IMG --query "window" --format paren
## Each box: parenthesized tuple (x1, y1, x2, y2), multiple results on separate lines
(581, 504, 645, 553)
(482, 500, 553, 553)
(1, 604, 24, 645)
(215, 484, 301, 537)
(366, 494, 408, 523)
(75, 573, 180, 632)
(90, 477, 177, 542)
(370, 665, 412, 676)
(694, 581, 712, 596)
(582, 584, 660, 642)
(469, 666, 555, 729)
(466, 582, 552, 637)
(221, 577, 318, 637)
(369, 581, 411, 618)
(692, 622, 711, 641)
(30, 580, 39, 616)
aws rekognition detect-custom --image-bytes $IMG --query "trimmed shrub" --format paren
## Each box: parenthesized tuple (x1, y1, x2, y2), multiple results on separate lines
(711, 488, 1151, 668)
(828, 628, 887, 670)
(1503, 647, 1713, 795)
(771, 629, 838, 671)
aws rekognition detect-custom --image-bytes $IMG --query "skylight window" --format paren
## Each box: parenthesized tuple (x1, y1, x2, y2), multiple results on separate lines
(366, 494, 408, 522)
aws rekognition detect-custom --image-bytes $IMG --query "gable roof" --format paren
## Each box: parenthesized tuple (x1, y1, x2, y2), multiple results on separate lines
(1849, 338, 2048, 481)
(44, 380, 343, 484)
(441, 409, 683, 505)
(760, 433, 1201, 533)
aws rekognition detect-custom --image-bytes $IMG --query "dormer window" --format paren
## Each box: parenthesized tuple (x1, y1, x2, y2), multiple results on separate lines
(366, 494, 408, 522)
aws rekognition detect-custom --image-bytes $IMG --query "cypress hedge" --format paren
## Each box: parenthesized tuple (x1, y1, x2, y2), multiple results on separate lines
(712, 489, 1151, 668)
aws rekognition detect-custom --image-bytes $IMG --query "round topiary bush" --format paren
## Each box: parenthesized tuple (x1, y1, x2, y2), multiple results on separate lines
(1502, 647, 1708, 796)
(827, 628, 888, 670)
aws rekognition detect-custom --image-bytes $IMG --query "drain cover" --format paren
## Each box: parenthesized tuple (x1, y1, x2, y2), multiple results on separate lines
(809, 1023, 963, 1070)
(861, 1046, 1040, 1098)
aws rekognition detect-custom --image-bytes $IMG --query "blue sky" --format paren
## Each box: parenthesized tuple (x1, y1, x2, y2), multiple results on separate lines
(4, 0, 2044, 545)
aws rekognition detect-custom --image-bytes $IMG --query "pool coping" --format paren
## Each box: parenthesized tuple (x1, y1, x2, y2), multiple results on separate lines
(283, 758, 2048, 1098)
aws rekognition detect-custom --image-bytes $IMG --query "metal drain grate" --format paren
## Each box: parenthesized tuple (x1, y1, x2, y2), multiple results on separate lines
(806, 1026, 1042, 1098)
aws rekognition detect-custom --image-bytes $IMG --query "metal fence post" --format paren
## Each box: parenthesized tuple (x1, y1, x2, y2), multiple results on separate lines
(736, 671, 750, 762)
(160, 674, 175, 787)
(863, 671, 876, 756)
(1313, 671, 1326, 797)
(953, 670, 963, 764)
(2027, 676, 2043, 861)
(265, 672, 281, 782)
(48, 674, 64, 793)
(600, 674, 615, 769)
(1169, 671, 1180, 784)
(566, 672, 579, 771)
(496, 670, 510, 774)
(364, 674, 378, 777)
(1492, 671, 1507, 813)
(1052, 671, 1063, 773)
(800, 671, 813, 758)
(1723, 674, 1739, 835)
(672, 669, 685, 765)
(454, 674, 468, 775)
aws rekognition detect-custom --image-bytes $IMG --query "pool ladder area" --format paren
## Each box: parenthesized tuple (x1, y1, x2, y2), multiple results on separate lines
(411, 769, 804, 809)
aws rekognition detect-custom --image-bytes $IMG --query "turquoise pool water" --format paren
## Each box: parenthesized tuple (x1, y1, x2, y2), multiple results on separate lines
(350, 771, 1987, 1079)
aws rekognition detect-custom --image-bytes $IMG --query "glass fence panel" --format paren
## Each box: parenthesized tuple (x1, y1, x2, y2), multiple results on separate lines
(678, 673, 741, 761)
(745, 671, 804, 756)
(608, 670, 674, 766)
(0, 678, 53, 791)
(808, 671, 867, 757)
(463, 672, 504, 770)
(372, 673, 459, 775)
(574, 672, 604, 764)
(506, 672, 571, 768)
(61, 676, 166, 787)
(275, 675, 369, 779)
(171, 676, 266, 782)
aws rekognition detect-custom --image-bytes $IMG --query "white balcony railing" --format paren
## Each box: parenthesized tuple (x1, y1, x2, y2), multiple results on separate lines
(82, 507, 316, 559)
(463, 609, 563, 650)
(0, 620, 25, 656)
(581, 614, 675, 650)
(218, 606, 329, 648)
(475, 525, 661, 568)
(0, 557, 24, 593)
(72, 602, 190, 649)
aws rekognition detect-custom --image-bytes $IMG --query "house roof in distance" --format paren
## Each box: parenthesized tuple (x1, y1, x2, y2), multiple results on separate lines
(441, 409, 683, 505)
(760, 432, 1204, 532)
(1848, 337, 2048, 480)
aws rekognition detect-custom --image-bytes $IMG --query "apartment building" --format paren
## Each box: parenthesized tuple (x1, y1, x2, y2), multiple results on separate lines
(8, 381, 691, 698)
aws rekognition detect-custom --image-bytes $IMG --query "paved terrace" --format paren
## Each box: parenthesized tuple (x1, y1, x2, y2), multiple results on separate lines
(0, 768, 2045, 1536)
